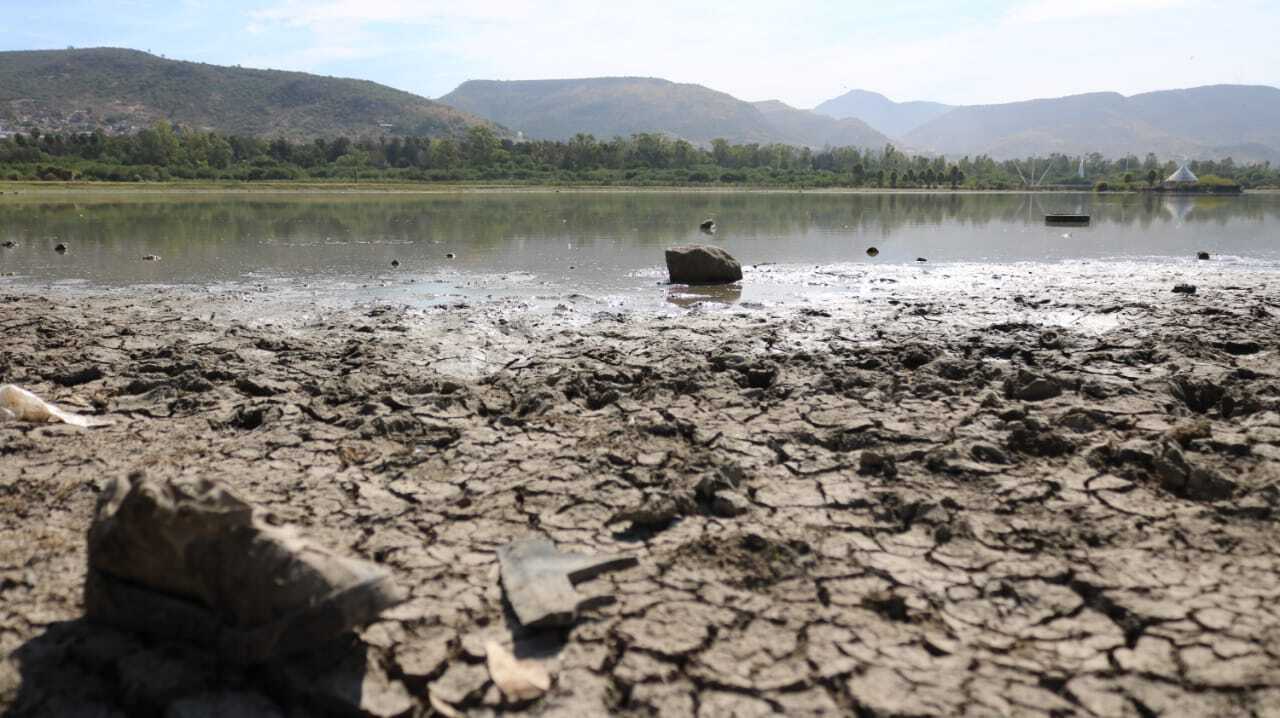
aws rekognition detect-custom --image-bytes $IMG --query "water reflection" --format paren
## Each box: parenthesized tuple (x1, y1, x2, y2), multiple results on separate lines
(0, 191, 1276, 289)
(666, 283, 742, 308)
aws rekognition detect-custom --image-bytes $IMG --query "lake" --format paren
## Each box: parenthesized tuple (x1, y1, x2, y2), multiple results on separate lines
(2, 190, 1277, 309)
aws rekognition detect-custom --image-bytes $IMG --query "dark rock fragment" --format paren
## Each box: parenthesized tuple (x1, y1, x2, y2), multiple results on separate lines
(1007, 419, 1074, 457)
(236, 377, 287, 397)
(1172, 283, 1197, 295)
(47, 364, 104, 387)
(744, 362, 778, 389)
(664, 245, 743, 285)
(970, 442, 1009, 464)
(1005, 371, 1063, 402)
(858, 450, 897, 477)
(1216, 340, 1261, 356)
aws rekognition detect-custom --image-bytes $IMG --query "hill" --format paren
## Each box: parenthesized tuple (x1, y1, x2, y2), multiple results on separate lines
(813, 90, 953, 138)
(440, 78, 890, 149)
(0, 48, 494, 139)
(903, 84, 1280, 163)
(751, 100, 889, 150)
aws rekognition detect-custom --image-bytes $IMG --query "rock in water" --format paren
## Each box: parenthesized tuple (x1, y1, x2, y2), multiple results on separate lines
(1197, 251, 1210, 260)
(700, 218, 716, 233)
(665, 245, 743, 285)
(1172, 284, 1197, 295)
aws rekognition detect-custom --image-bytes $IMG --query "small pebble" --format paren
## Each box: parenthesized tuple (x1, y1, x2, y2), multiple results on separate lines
(916, 257, 928, 263)
(1197, 251, 1210, 260)
(54, 243, 68, 253)
(866, 247, 879, 257)
(446, 253, 456, 259)
(390, 259, 400, 268)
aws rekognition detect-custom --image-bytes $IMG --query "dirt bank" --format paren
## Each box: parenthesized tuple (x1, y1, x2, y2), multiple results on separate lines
(2, 264, 1280, 716)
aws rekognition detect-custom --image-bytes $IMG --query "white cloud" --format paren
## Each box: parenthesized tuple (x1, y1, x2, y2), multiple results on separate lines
(1003, 0, 1192, 25)
(248, 0, 542, 29)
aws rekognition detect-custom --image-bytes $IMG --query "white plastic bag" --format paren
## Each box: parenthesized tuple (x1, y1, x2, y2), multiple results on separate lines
(0, 384, 113, 428)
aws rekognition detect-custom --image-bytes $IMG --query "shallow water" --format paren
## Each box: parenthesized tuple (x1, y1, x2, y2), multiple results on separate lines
(1, 190, 1277, 309)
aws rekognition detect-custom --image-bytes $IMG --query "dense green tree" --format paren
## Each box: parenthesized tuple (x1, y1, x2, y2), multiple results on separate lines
(131, 121, 181, 165)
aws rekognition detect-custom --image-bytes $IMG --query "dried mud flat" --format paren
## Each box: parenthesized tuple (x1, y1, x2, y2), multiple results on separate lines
(2, 263, 1280, 717)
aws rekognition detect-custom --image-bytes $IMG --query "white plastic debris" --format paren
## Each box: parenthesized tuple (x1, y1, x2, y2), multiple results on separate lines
(485, 640, 551, 702)
(0, 384, 113, 428)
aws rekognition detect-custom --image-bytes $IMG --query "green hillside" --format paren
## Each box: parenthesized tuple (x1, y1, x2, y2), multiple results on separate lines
(0, 48, 495, 140)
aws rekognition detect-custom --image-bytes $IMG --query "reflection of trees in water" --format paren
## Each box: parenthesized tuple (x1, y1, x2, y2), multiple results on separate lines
(1, 193, 1277, 254)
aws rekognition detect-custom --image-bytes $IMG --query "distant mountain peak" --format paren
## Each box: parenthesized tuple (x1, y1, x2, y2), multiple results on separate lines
(813, 89, 954, 138)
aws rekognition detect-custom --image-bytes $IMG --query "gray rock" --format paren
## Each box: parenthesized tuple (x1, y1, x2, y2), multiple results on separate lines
(711, 491, 751, 518)
(498, 538, 638, 628)
(664, 245, 742, 285)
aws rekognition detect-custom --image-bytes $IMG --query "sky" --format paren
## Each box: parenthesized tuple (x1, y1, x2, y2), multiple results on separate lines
(2, 0, 1277, 108)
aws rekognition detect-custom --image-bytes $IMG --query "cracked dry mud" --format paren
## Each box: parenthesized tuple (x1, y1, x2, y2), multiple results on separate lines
(2, 264, 1280, 717)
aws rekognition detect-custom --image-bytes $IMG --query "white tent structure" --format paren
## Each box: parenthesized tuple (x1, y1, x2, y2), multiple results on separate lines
(1165, 161, 1199, 184)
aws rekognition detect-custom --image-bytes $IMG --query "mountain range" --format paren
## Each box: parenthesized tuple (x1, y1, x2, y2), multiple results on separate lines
(439, 78, 889, 149)
(0, 48, 491, 140)
(3, 48, 1279, 163)
(901, 85, 1280, 164)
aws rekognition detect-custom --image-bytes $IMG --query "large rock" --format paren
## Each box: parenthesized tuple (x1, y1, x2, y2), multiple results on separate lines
(665, 245, 743, 285)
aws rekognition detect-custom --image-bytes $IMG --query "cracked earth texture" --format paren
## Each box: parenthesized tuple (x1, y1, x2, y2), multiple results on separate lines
(2, 263, 1280, 717)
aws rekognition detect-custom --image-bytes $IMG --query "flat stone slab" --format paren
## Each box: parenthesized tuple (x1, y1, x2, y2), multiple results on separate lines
(498, 539, 638, 628)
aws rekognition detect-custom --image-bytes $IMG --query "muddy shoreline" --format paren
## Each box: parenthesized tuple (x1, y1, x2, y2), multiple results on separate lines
(2, 265, 1280, 716)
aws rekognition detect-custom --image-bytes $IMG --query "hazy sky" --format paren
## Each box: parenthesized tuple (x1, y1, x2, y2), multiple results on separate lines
(4, 0, 1277, 107)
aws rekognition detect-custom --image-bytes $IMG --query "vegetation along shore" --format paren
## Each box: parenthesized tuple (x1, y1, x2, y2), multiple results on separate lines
(2, 124, 1275, 190)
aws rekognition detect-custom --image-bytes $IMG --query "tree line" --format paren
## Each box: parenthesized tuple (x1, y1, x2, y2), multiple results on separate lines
(1, 121, 1277, 189)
